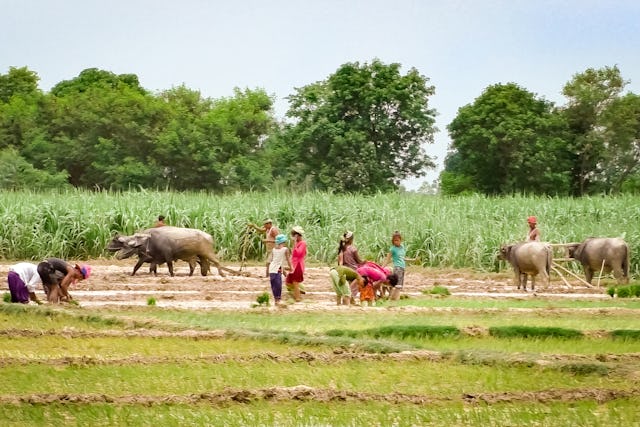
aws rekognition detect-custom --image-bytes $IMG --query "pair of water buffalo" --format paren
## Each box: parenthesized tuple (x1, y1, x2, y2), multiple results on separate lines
(107, 226, 227, 277)
(499, 237, 630, 291)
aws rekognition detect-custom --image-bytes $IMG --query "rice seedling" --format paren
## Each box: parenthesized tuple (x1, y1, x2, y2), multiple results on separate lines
(146, 297, 157, 306)
(489, 326, 583, 339)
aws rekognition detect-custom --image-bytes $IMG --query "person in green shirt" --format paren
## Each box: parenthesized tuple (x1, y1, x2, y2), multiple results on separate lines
(383, 231, 415, 301)
(329, 265, 362, 306)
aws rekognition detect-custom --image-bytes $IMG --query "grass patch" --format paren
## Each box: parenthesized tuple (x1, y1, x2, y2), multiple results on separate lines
(2, 293, 10, 303)
(422, 285, 450, 296)
(558, 363, 610, 376)
(226, 329, 416, 354)
(1, 400, 639, 427)
(610, 329, 640, 340)
(609, 284, 640, 298)
(256, 292, 270, 307)
(327, 325, 460, 340)
(146, 297, 157, 306)
(489, 326, 583, 339)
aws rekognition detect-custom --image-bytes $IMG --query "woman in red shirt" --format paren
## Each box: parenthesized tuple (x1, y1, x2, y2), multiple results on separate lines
(286, 226, 307, 302)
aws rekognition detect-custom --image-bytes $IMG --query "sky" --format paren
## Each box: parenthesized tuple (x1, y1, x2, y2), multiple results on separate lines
(2, 0, 640, 189)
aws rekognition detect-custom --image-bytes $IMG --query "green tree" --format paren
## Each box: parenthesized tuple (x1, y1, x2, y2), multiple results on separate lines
(0, 147, 69, 190)
(285, 59, 437, 193)
(561, 66, 627, 195)
(599, 93, 640, 193)
(0, 67, 44, 150)
(446, 83, 571, 195)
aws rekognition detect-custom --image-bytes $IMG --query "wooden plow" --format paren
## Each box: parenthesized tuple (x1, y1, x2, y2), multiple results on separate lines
(548, 243, 596, 289)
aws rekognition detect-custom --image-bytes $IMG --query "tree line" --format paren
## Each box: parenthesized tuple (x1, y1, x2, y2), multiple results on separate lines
(0, 61, 435, 193)
(442, 66, 640, 196)
(1, 63, 638, 195)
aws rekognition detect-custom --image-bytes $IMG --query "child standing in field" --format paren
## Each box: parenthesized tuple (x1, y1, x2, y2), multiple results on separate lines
(266, 234, 292, 306)
(384, 231, 414, 301)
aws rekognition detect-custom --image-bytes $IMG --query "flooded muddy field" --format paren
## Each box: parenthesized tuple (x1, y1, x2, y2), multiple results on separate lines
(1, 260, 611, 309)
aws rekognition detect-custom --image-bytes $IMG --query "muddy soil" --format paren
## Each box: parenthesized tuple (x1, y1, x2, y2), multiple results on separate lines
(1, 260, 613, 310)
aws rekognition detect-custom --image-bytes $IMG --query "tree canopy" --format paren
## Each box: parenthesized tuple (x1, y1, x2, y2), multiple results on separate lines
(443, 66, 640, 196)
(283, 60, 437, 193)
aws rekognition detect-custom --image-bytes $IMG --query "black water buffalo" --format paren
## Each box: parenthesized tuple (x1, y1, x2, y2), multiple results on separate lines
(108, 226, 222, 277)
(498, 241, 552, 291)
(567, 237, 630, 285)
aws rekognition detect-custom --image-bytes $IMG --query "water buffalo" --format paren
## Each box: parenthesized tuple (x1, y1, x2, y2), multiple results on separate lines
(567, 238, 630, 285)
(108, 226, 224, 277)
(107, 231, 197, 276)
(498, 241, 552, 291)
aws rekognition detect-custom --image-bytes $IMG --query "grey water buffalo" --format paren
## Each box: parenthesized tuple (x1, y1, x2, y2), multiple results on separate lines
(107, 231, 197, 276)
(498, 241, 552, 291)
(108, 226, 223, 277)
(567, 238, 630, 285)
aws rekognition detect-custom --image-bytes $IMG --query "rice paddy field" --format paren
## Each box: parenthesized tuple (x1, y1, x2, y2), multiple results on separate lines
(1, 190, 640, 425)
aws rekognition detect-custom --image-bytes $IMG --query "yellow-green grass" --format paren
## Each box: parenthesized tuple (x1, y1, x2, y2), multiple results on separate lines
(105, 307, 640, 333)
(1, 400, 639, 427)
(0, 359, 632, 397)
(1, 190, 639, 274)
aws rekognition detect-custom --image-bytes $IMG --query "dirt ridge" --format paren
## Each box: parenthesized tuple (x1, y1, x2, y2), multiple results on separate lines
(1, 349, 639, 368)
(0, 386, 637, 406)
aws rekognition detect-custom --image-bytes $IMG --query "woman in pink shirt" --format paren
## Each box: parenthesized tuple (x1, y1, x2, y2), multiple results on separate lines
(285, 226, 307, 302)
(356, 261, 398, 300)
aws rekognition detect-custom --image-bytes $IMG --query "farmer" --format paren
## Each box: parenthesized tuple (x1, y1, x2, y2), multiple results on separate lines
(249, 218, 281, 273)
(154, 215, 166, 227)
(7, 262, 43, 304)
(329, 265, 362, 306)
(285, 226, 306, 302)
(37, 258, 91, 303)
(338, 231, 365, 303)
(356, 261, 398, 300)
(266, 234, 292, 306)
(526, 216, 540, 241)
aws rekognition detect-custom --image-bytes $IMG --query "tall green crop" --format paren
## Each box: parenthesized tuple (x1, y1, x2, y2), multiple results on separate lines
(0, 189, 637, 274)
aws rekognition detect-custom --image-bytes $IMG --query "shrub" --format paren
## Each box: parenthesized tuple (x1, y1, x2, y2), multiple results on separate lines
(256, 292, 270, 306)
(2, 292, 10, 303)
(488, 326, 583, 339)
(606, 286, 616, 297)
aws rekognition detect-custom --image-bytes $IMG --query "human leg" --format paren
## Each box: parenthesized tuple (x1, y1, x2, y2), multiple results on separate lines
(270, 272, 282, 302)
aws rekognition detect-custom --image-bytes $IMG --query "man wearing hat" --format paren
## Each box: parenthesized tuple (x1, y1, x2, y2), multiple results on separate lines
(249, 219, 281, 272)
(527, 216, 540, 242)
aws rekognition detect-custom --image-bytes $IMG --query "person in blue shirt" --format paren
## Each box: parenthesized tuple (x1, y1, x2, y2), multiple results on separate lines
(383, 231, 414, 300)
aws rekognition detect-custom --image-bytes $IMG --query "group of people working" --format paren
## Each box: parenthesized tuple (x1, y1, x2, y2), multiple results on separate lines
(6, 258, 92, 305)
(251, 218, 411, 307)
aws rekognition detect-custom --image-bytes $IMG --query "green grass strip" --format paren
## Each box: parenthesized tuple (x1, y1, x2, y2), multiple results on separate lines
(489, 326, 583, 339)
(610, 329, 640, 340)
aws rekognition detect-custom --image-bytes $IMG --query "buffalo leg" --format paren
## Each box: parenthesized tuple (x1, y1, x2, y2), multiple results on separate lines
(199, 258, 210, 276)
(167, 261, 174, 277)
(132, 257, 146, 276)
(584, 266, 593, 284)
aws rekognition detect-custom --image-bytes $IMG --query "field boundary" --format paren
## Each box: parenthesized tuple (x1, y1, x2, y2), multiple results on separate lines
(0, 386, 637, 407)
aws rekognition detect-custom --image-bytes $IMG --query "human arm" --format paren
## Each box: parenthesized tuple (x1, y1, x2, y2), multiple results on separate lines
(59, 268, 83, 300)
(28, 292, 42, 305)
(248, 223, 266, 234)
